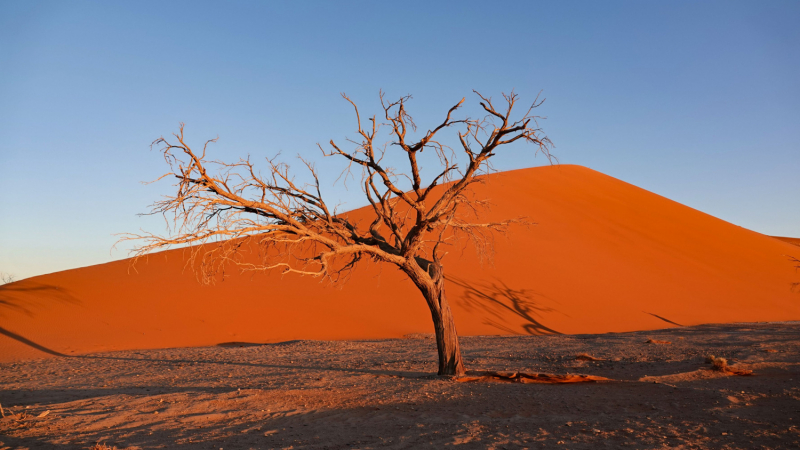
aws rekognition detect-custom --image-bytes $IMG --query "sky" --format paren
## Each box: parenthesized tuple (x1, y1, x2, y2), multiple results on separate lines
(1, 0, 798, 281)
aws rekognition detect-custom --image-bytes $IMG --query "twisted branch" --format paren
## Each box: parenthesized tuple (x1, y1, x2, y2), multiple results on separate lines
(122, 90, 553, 285)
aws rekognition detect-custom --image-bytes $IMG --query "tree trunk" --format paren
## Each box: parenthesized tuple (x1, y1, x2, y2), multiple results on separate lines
(427, 284, 466, 376)
(409, 260, 466, 377)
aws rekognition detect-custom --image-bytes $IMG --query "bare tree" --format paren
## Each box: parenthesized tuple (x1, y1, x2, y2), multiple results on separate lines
(0, 273, 15, 285)
(124, 90, 552, 376)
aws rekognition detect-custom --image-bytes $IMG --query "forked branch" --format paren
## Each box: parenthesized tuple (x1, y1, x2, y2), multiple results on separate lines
(124, 90, 553, 286)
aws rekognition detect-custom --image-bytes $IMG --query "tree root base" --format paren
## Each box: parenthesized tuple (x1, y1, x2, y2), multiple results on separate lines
(454, 371, 611, 384)
(712, 366, 753, 376)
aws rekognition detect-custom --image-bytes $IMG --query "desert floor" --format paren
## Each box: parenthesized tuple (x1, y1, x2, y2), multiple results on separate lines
(1, 323, 799, 449)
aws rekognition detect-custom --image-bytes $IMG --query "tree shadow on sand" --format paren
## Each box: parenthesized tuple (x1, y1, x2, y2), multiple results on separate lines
(0, 279, 80, 318)
(789, 255, 800, 293)
(0, 326, 69, 357)
(78, 352, 433, 381)
(0, 280, 80, 357)
(448, 277, 562, 335)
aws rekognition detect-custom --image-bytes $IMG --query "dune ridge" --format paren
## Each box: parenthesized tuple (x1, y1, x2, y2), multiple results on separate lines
(2, 164, 798, 362)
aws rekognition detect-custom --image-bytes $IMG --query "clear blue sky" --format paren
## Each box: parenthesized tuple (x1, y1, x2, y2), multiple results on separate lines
(1, 0, 798, 280)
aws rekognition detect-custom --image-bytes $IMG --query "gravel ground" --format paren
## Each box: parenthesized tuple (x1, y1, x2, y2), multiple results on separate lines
(1, 322, 799, 449)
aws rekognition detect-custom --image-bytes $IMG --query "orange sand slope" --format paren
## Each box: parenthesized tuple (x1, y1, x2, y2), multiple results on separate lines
(773, 236, 800, 247)
(2, 165, 799, 362)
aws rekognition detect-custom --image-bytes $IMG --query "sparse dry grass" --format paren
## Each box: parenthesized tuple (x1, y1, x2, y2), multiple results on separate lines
(88, 444, 118, 450)
(706, 355, 729, 371)
(0, 323, 796, 449)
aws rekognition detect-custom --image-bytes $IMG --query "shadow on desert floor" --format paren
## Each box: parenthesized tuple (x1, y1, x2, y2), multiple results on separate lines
(77, 352, 434, 381)
(3, 324, 800, 449)
(3, 371, 799, 449)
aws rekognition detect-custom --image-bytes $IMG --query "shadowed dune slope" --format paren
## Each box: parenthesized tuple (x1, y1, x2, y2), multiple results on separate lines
(773, 236, 800, 247)
(2, 165, 799, 362)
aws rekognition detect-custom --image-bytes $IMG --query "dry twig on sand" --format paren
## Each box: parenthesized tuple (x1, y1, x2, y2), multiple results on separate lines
(455, 371, 610, 384)
(575, 353, 604, 361)
(706, 355, 753, 376)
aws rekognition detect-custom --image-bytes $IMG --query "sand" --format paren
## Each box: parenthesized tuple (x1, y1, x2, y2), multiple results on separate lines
(773, 236, 800, 247)
(1, 164, 799, 362)
(1, 322, 799, 449)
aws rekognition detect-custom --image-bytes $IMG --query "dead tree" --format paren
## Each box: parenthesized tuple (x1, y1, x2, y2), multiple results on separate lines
(124, 90, 552, 376)
(0, 273, 15, 285)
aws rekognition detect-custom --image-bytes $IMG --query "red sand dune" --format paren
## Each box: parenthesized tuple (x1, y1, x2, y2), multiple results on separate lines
(773, 236, 800, 247)
(2, 165, 799, 362)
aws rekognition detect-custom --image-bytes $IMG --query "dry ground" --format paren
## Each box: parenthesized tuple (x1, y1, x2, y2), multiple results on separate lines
(1, 323, 799, 449)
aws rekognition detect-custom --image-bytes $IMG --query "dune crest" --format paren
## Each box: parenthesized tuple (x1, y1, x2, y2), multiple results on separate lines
(2, 165, 798, 362)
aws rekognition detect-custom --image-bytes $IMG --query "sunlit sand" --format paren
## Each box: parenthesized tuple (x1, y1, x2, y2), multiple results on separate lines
(1, 165, 797, 362)
(2, 165, 799, 449)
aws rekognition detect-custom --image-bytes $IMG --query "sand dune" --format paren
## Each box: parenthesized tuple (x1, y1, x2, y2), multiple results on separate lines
(2, 164, 798, 362)
(772, 236, 800, 247)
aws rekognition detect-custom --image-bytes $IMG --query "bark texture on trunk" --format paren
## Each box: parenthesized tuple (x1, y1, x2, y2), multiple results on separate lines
(407, 260, 466, 377)
(427, 285, 466, 376)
